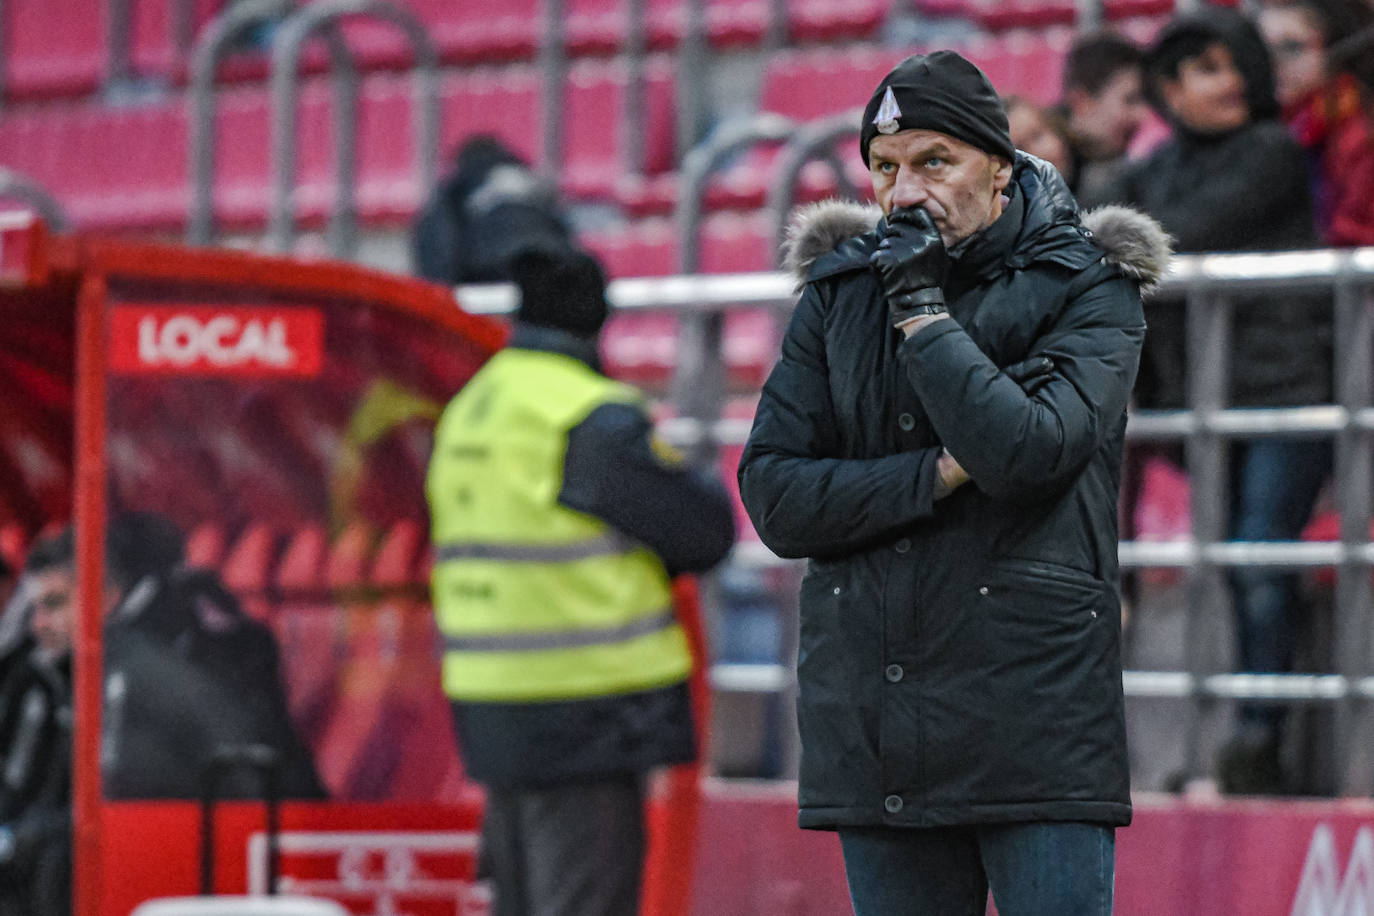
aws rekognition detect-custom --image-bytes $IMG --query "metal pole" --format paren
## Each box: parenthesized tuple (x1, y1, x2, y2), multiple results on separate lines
(267, 0, 439, 257)
(765, 111, 862, 263)
(1333, 266, 1374, 794)
(539, 0, 567, 178)
(186, 0, 293, 246)
(1181, 288, 1232, 784)
(0, 167, 70, 231)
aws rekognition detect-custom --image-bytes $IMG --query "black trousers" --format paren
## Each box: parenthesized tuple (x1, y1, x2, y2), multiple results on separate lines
(481, 774, 646, 916)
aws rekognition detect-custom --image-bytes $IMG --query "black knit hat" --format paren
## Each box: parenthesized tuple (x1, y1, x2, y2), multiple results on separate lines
(512, 246, 610, 338)
(859, 50, 1015, 166)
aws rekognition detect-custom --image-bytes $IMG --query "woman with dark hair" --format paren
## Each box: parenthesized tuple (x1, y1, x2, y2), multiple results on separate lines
(1260, 0, 1374, 246)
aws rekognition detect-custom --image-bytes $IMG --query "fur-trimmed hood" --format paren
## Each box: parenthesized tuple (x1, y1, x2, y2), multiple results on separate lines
(781, 164, 1173, 295)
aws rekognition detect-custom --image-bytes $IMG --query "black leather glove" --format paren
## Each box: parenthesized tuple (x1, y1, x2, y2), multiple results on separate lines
(870, 207, 950, 328)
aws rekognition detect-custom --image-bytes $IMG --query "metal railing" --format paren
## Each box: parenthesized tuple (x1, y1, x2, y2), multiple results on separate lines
(458, 247, 1374, 787)
(186, 0, 438, 259)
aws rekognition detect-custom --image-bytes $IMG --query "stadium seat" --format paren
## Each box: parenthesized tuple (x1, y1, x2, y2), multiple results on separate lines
(559, 55, 678, 205)
(330, 0, 541, 66)
(786, 0, 890, 43)
(371, 519, 425, 589)
(1102, 0, 1174, 19)
(3, 0, 106, 100)
(325, 522, 373, 591)
(185, 522, 227, 570)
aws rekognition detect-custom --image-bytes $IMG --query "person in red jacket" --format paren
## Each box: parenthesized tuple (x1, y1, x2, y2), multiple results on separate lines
(1260, 0, 1374, 246)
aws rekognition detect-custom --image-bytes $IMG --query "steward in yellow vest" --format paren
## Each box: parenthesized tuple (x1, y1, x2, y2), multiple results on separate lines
(427, 247, 735, 916)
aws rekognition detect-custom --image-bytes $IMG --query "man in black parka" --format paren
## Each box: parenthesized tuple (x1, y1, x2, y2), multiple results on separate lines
(738, 50, 1171, 915)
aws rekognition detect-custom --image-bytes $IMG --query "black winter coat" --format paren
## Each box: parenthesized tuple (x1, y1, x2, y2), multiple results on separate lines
(739, 156, 1170, 830)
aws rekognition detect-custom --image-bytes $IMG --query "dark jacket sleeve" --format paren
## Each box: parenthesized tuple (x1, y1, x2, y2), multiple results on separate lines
(900, 266, 1145, 502)
(737, 281, 946, 560)
(559, 402, 736, 577)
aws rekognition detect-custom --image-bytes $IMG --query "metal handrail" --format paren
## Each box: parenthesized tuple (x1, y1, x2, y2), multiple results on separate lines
(267, 0, 438, 257)
(0, 168, 69, 232)
(766, 110, 862, 263)
(187, 0, 294, 246)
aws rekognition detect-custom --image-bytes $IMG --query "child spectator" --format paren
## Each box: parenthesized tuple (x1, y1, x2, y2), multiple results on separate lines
(1054, 30, 1150, 205)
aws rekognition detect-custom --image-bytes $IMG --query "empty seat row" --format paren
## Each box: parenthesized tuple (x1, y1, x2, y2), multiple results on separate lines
(4, 0, 892, 102)
(911, 0, 1217, 31)
(0, 58, 676, 233)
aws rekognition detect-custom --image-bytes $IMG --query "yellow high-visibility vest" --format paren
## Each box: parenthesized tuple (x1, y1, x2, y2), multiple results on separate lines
(426, 347, 690, 703)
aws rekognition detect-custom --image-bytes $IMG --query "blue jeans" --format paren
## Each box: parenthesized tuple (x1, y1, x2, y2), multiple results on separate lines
(838, 822, 1115, 916)
(1228, 439, 1332, 733)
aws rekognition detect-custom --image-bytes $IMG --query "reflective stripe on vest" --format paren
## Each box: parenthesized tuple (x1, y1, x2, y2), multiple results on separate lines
(427, 348, 691, 704)
(442, 606, 676, 652)
(434, 531, 628, 564)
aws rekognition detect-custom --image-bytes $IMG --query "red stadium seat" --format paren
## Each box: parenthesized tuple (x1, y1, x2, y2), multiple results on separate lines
(3, 0, 106, 100)
(787, 0, 890, 42)
(1102, 0, 1174, 19)
(220, 522, 279, 594)
(330, 0, 541, 66)
(184, 522, 226, 570)
(275, 524, 328, 593)
(326, 522, 373, 591)
(371, 519, 425, 588)
(560, 55, 678, 204)
(583, 216, 679, 278)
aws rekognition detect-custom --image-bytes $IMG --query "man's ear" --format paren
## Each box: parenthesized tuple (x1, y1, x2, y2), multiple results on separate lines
(992, 155, 1013, 191)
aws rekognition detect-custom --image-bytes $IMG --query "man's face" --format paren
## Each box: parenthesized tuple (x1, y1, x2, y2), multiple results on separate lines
(1160, 42, 1250, 135)
(28, 567, 75, 659)
(1068, 67, 1147, 158)
(1261, 6, 1326, 109)
(868, 129, 1013, 246)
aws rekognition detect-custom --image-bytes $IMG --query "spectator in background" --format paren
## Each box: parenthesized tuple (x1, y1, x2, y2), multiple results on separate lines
(1055, 29, 1150, 205)
(1100, 7, 1333, 795)
(427, 247, 735, 916)
(1004, 94, 1073, 178)
(100, 512, 326, 801)
(411, 135, 577, 285)
(1259, 0, 1374, 246)
(0, 555, 28, 691)
(0, 535, 74, 916)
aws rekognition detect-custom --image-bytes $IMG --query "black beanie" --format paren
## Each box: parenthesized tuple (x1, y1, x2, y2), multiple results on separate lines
(512, 246, 610, 338)
(859, 50, 1015, 166)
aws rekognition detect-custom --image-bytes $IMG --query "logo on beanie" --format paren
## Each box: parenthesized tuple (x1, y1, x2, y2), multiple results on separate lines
(873, 86, 902, 135)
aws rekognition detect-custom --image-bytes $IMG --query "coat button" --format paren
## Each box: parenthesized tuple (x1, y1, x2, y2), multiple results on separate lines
(833, 586, 841, 595)
(895, 538, 911, 553)
(978, 586, 989, 596)
(898, 413, 916, 431)
(884, 794, 903, 813)
(885, 664, 904, 683)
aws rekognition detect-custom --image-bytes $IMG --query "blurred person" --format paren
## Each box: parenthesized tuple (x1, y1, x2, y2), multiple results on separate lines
(1005, 94, 1073, 178)
(0, 534, 76, 916)
(1260, 0, 1374, 246)
(1055, 29, 1150, 204)
(411, 135, 577, 285)
(99, 512, 326, 800)
(427, 247, 736, 916)
(1100, 7, 1333, 795)
(0, 554, 29, 692)
(738, 50, 1169, 915)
